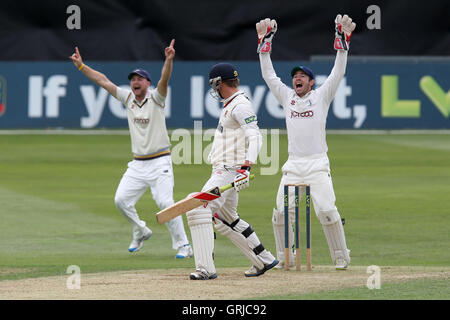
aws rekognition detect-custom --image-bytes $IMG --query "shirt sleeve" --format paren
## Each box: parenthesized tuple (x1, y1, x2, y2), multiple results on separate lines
(152, 88, 166, 108)
(259, 52, 292, 107)
(232, 103, 262, 164)
(316, 50, 348, 106)
(115, 87, 132, 105)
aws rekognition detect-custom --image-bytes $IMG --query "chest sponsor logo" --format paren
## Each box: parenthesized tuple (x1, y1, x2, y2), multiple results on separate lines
(290, 110, 314, 118)
(134, 118, 149, 124)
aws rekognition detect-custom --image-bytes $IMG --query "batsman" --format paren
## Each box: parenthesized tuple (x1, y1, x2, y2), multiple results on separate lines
(256, 15, 356, 270)
(186, 62, 278, 280)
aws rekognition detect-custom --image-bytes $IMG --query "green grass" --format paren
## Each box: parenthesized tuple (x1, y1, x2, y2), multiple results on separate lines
(261, 277, 450, 300)
(0, 133, 449, 299)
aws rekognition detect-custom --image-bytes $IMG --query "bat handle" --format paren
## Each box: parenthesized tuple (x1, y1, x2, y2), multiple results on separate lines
(220, 174, 255, 192)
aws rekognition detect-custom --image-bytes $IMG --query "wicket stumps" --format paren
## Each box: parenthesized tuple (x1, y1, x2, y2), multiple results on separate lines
(284, 184, 312, 271)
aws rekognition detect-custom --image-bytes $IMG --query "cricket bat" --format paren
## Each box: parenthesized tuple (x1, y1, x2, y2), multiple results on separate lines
(156, 174, 255, 224)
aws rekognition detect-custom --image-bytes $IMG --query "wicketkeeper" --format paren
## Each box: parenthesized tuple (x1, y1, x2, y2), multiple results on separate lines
(257, 15, 355, 270)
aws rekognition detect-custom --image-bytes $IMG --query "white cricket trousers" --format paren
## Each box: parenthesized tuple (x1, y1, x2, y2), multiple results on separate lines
(276, 153, 338, 213)
(273, 152, 349, 263)
(114, 156, 189, 250)
(203, 167, 275, 266)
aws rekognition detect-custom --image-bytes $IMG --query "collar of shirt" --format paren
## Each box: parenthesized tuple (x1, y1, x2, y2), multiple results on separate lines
(294, 89, 314, 100)
(133, 89, 151, 107)
(223, 90, 244, 108)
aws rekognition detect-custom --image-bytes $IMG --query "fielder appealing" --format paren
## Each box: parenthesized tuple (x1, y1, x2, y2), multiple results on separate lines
(256, 15, 356, 270)
(69, 40, 193, 258)
(186, 63, 278, 280)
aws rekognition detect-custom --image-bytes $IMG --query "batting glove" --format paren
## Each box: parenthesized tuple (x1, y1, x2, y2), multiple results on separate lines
(334, 14, 356, 51)
(233, 167, 251, 192)
(256, 18, 277, 54)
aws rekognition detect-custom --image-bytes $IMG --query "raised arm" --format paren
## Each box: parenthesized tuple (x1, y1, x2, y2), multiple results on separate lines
(157, 39, 175, 98)
(256, 19, 291, 106)
(70, 47, 118, 97)
(319, 14, 356, 105)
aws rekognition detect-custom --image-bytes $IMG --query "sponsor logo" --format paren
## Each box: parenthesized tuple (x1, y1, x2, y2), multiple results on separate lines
(0, 76, 6, 116)
(245, 115, 257, 124)
(290, 110, 314, 118)
(291, 100, 296, 105)
(133, 118, 149, 124)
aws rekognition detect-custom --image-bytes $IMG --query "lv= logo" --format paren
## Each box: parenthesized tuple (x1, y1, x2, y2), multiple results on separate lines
(420, 76, 450, 118)
(382, 75, 450, 118)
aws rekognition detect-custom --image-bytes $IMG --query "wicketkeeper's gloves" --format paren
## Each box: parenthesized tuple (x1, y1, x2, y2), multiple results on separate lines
(334, 14, 356, 51)
(256, 18, 277, 54)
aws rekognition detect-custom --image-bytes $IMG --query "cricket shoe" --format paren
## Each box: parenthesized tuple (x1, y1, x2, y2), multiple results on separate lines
(175, 244, 193, 259)
(128, 227, 152, 252)
(189, 267, 217, 280)
(335, 250, 351, 270)
(335, 258, 349, 270)
(244, 259, 279, 277)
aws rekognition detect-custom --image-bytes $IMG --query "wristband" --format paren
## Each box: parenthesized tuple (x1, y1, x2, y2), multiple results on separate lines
(78, 63, 85, 71)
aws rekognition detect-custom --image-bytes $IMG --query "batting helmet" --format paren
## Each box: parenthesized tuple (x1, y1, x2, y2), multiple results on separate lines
(209, 63, 239, 81)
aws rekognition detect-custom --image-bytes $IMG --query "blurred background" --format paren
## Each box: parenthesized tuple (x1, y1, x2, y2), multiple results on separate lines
(0, 0, 449, 129)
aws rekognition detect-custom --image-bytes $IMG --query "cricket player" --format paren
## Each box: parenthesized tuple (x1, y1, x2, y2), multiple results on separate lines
(69, 40, 193, 259)
(186, 63, 278, 280)
(257, 15, 356, 270)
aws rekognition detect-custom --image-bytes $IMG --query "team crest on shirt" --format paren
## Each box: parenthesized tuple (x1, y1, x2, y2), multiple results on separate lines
(291, 100, 296, 105)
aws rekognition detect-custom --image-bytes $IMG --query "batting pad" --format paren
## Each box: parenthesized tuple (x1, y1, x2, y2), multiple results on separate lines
(272, 208, 295, 262)
(318, 209, 350, 264)
(186, 206, 216, 274)
(213, 217, 264, 270)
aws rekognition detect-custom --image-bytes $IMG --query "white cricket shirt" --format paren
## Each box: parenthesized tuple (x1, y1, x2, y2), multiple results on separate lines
(209, 91, 262, 167)
(115, 87, 171, 159)
(259, 51, 347, 157)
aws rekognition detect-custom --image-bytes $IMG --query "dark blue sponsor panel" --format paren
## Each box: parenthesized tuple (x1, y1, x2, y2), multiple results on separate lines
(0, 59, 448, 129)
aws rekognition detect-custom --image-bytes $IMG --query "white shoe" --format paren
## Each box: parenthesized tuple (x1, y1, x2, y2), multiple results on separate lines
(335, 258, 349, 270)
(335, 250, 350, 270)
(176, 244, 193, 259)
(244, 259, 279, 277)
(128, 227, 152, 252)
(189, 267, 217, 280)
